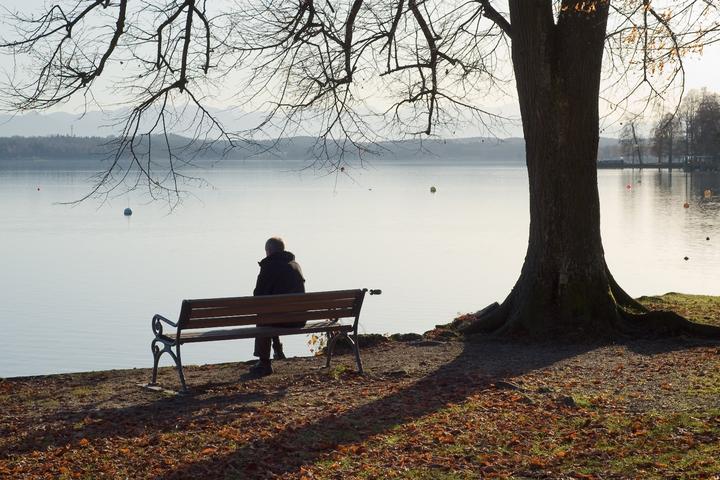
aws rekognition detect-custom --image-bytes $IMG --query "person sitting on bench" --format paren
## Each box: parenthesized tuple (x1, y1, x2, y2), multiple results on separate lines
(250, 237, 306, 375)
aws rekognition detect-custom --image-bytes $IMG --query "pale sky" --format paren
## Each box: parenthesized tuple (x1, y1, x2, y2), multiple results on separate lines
(1, 0, 720, 138)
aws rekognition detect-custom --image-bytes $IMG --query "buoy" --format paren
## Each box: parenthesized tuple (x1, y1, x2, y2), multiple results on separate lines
(684, 256, 689, 261)
(707, 237, 711, 241)
(430, 186, 437, 193)
(683, 202, 690, 209)
(123, 207, 133, 216)
(37, 187, 40, 191)
(340, 166, 345, 172)
(626, 184, 632, 189)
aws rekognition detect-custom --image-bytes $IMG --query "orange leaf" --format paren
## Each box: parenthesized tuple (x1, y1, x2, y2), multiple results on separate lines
(435, 433, 455, 444)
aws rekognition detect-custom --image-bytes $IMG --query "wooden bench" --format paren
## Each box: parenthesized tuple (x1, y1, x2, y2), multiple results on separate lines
(149, 288, 379, 391)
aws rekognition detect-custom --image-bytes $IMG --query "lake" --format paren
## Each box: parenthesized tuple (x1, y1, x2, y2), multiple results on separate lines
(1, 161, 718, 377)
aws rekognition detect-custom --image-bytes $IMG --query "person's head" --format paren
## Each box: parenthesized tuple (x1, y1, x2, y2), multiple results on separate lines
(265, 237, 285, 257)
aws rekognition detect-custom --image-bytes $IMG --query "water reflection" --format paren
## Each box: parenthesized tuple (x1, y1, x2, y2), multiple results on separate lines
(603, 169, 719, 304)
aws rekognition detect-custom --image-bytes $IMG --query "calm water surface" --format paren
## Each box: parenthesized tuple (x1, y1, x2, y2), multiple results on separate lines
(1, 161, 719, 377)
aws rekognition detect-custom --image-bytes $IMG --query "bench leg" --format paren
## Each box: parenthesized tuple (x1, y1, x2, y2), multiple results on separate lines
(149, 339, 188, 392)
(350, 333, 364, 374)
(325, 332, 363, 374)
(150, 340, 162, 385)
(169, 346, 188, 392)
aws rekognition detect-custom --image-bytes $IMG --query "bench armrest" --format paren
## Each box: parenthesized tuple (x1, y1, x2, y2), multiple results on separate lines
(152, 314, 178, 338)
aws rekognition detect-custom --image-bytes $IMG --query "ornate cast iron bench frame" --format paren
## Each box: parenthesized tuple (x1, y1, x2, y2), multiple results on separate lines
(149, 289, 380, 391)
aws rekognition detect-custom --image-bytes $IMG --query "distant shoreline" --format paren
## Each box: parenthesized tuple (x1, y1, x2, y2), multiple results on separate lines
(0, 134, 619, 164)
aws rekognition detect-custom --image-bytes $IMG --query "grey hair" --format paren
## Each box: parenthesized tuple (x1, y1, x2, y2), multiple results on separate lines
(265, 237, 285, 254)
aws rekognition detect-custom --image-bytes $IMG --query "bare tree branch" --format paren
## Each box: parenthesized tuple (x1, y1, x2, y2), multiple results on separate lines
(478, 0, 511, 36)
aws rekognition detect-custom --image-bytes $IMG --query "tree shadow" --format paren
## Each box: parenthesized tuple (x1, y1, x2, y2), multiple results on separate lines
(2, 384, 288, 459)
(158, 339, 597, 479)
(7, 335, 715, 475)
(620, 335, 720, 356)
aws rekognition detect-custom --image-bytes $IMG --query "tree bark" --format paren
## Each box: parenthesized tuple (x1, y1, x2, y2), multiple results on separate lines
(461, 1, 720, 339)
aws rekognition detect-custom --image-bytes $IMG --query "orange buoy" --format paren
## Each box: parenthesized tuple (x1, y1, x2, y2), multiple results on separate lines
(683, 202, 690, 209)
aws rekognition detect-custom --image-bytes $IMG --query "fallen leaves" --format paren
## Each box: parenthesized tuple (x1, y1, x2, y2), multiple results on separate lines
(2, 323, 720, 480)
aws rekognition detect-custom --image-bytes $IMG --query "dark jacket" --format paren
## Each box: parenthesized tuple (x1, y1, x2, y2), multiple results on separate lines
(253, 251, 305, 296)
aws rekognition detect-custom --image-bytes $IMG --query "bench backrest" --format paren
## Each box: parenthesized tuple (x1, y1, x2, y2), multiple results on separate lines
(177, 289, 367, 330)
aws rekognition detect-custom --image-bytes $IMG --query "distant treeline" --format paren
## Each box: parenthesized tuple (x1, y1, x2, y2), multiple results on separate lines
(0, 135, 113, 160)
(0, 134, 620, 164)
(616, 88, 720, 164)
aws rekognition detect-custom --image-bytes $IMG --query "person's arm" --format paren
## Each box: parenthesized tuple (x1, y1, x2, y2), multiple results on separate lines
(254, 267, 272, 296)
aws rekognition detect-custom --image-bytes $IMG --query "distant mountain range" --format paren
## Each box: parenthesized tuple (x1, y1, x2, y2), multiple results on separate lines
(0, 109, 267, 138)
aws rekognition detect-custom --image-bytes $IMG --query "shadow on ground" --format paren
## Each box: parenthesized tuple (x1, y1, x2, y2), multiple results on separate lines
(2, 382, 287, 459)
(4, 335, 717, 479)
(159, 340, 595, 479)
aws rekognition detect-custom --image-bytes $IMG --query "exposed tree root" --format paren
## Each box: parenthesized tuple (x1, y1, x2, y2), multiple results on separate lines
(448, 257, 720, 341)
(606, 268, 647, 313)
(452, 301, 504, 334)
(620, 309, 720, 338)
(454, 286, 720, 341)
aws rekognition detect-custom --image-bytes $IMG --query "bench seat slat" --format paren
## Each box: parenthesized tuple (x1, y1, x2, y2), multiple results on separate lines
(184, 307, 356, 329)
(189, 297, 358, 319)
(186, 290, 362, 309)
(178, 320, 353, 344)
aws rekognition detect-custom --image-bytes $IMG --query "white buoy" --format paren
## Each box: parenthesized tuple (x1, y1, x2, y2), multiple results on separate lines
(123, 207, 133, 216)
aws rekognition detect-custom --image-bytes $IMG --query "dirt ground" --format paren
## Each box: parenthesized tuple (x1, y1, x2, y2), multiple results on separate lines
(1, 294, 720, 479)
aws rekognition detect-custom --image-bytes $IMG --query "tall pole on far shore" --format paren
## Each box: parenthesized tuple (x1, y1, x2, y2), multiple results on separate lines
(631, 123, 643, 167)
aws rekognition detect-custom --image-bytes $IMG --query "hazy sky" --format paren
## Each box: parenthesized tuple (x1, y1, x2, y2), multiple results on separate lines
(1, 0, 719, 138)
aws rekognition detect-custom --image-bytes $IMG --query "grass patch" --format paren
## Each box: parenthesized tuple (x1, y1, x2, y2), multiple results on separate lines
(638, 293, 720, 326)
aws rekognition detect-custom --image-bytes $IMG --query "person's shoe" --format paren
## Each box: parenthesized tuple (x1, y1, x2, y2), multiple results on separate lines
(273, 347, 286, 360)
(248, 360, 273, 376)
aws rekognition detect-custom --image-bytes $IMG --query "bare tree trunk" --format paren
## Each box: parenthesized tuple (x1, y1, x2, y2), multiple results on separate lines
(460, 1, 720, 339)
(500, 2, 620, 337)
